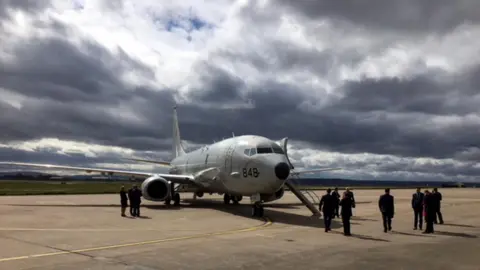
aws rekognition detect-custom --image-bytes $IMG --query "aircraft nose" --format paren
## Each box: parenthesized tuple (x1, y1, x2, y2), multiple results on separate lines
(274, 162, 290, 180)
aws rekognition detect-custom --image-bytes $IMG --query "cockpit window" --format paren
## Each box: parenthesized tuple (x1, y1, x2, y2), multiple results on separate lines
(257, 147, 273, 154)
(271, 144, 285, 154)
(250, 148, 257, 155)
(244, 148, 250, 156)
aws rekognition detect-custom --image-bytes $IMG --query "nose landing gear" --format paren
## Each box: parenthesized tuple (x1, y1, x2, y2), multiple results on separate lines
(250, 193, 264, 217)
(252, 203, 264, 217)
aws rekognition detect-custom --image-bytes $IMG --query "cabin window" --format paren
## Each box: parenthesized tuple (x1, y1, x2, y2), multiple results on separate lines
(243, 149, 250, 156)
(271, 144, 285, 154)
(257, 147, 273, 154)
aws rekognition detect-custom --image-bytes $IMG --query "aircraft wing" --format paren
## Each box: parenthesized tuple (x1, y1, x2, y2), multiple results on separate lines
(124, 158, 171, 167)
(0, 162, 193, 184)
(290, 167, 342, 176)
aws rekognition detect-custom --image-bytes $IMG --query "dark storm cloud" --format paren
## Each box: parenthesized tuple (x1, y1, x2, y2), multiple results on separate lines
(188, 61, 246, 102)
(277, 0, 480, 34)
(182, 60, 480, 161)
(334, 69, 480, 116)
(0, 36, 154, 104)
(0, 19, 178, 151)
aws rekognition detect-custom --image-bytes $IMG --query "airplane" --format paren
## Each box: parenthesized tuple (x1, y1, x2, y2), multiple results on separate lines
(0, 106, 340, 217)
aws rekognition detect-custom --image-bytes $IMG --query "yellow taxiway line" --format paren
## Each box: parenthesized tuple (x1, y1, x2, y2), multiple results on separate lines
(0, 217, 272, 263)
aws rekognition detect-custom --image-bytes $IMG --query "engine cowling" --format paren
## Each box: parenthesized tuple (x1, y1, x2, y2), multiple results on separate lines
(260, 186, 285, 203)
(141, 175, 171, 201)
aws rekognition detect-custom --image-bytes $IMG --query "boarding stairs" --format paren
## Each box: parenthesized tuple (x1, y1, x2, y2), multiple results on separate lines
(286, 176, 322, 217)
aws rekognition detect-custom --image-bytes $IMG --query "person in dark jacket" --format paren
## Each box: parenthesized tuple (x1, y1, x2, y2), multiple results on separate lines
(411, 188, 425, 230)
(432, 188, 444, 224)
(120, 186, 128, 217)
(344, 187, 355, 204)
(127, 186, 135, 216)
(129, 185, 142, 217)
(339, 192, 355, 236)
(319, 188, 336, 232)
(423, 190, 436, 233)
(332, 187, 341, 218)
(378, 188, 395, 232)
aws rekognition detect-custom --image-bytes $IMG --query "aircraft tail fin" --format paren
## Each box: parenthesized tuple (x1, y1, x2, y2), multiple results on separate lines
(172, 105, 186, 159)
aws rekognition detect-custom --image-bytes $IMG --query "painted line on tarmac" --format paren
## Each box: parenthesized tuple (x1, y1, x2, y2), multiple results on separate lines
(0, 217, 272, 263)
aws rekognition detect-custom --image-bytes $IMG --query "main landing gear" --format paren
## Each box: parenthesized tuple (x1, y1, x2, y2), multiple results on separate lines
(165, 183, 181, 206)
(165, 193, 181, 206)
(251, 203, 264, 217)
(223, 194, 243, 205)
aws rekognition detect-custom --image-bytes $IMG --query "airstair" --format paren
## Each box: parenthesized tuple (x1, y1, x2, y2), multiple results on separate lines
(286, 176, 322, 217)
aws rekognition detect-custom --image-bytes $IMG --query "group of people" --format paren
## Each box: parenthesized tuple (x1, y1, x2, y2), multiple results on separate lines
(318, 187, 444, 236)
(120, 185, 143, 217)
(318, 187, 355, 235)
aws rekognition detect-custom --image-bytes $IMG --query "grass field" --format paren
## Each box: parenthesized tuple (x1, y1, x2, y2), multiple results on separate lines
(0, 181, 136, 196)
(0, 180, 464, 196)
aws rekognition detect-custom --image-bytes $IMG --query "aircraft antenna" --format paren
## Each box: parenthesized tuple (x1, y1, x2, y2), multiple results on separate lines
(232, 132, 235, 137)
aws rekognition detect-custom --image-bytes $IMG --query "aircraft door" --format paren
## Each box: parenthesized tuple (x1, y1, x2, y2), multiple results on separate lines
(224, 144, 236, 174)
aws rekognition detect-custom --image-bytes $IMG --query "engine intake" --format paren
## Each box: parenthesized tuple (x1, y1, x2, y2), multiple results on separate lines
(141, 176, 171, 201)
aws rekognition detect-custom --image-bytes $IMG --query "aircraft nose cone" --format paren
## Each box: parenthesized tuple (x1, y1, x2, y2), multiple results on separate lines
(274, 162, 290, 180)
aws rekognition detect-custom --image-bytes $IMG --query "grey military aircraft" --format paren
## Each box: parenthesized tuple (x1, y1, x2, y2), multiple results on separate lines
(0, 107, 340, 217)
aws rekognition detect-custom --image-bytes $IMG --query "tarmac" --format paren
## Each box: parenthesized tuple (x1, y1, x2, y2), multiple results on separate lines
(0, 188, 479, 270)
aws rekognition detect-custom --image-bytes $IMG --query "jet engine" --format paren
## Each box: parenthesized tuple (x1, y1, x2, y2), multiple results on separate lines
(140, 175, 171, 201)
(260, 186, 285, 203)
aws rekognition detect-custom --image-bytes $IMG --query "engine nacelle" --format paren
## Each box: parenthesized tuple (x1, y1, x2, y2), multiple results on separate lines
(260, 186, 285, 203)
(141, 175, 171, 201)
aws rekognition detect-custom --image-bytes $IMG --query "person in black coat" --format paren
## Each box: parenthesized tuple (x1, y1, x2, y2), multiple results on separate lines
(129, 185, 142, 217)
(319, 188, 336, 232)
(127, 186, 135, 216)
(411, 188, 425, 230)
(378, 188, 395, 232)
(120, 186, 128, 217)
(432, 188, 444, 224)
(339, 192, 355, 236)
(423, 190, 436, 234)
(332, 187, 341, 218)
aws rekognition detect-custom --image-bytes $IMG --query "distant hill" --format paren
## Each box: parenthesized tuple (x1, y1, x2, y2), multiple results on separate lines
(292, 178, 479, 188)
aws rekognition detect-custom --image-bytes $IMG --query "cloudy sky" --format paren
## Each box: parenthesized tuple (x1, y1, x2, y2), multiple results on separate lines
(1, 0, 480, 182)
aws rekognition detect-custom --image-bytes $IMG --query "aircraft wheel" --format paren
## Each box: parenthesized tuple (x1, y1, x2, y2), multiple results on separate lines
(165, 199, 171, 206)
(258, 206, 264, 217)
(237, 196, 243, 202)
(251, 204, 264, 217)
(223, 194, 231, 204)
(173, 193, 181, 206)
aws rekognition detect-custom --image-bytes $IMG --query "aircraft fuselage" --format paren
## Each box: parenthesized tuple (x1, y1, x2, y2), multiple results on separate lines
(169, 135, 290, 196)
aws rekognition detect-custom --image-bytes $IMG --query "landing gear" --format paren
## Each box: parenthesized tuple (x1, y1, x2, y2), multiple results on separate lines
(251, 203, 264, 217)
(224, 194, 242, 205)
(250, 193, 264, 217)
(232, 195, 242, 204)
(223, 194, 231, 204)
(165, 182, 181, 206)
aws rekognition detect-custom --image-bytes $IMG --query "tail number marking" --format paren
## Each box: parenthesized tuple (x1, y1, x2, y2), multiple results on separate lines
(242, 168, 259, 178)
